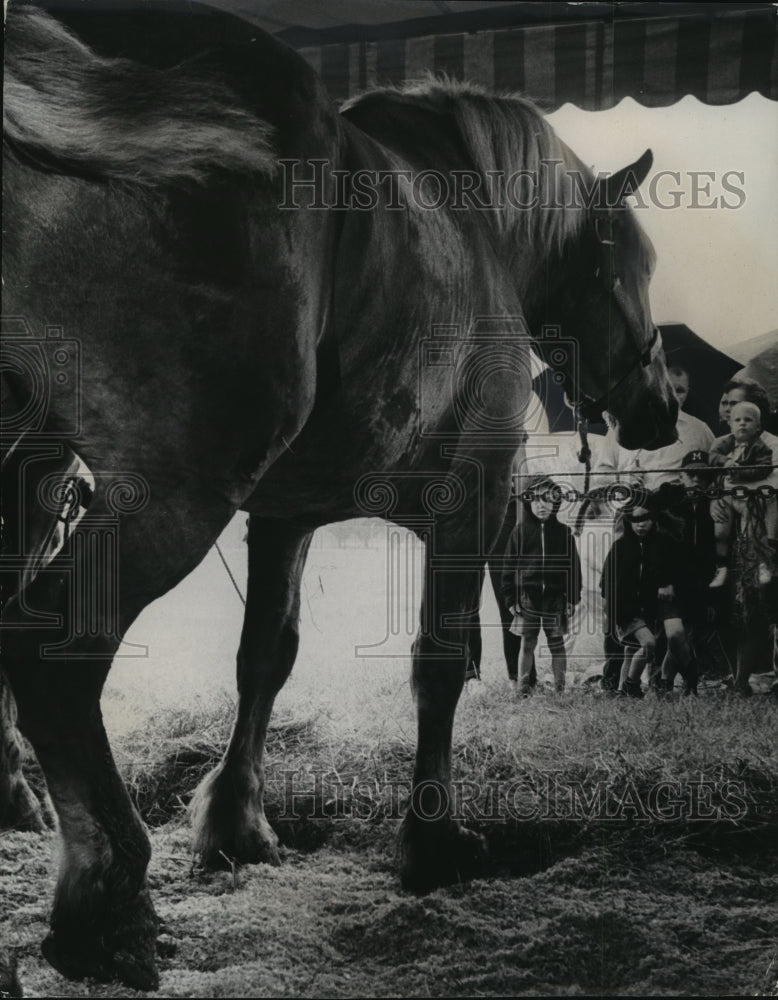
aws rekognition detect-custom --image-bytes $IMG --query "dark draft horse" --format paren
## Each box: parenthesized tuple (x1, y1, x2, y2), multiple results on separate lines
(1, 1, 678, 989)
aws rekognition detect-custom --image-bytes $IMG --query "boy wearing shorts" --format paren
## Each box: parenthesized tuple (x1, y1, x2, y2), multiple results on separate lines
(501, 478, 582, 696)
(601, 501, 689, 697)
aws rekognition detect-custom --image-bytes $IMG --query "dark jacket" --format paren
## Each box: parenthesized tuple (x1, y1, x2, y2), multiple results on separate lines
(501, 513, 582, 611)
(652, 483, 717, 588)
(600, 524, 682, 628)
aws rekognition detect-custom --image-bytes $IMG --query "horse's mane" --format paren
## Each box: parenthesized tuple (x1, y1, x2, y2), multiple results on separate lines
(3, 7, 277, 185)
(344, 78, 589, 252)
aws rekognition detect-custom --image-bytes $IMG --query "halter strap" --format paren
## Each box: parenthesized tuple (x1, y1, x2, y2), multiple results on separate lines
(567, 324, 662, 421)
(564, 213, 663, 422)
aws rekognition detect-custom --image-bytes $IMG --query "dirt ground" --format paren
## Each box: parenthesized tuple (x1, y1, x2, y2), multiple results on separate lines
(2, 823, 777, 998)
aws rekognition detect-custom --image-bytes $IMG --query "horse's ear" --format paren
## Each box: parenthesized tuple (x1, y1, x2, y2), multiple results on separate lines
(603, 149, 653, 206)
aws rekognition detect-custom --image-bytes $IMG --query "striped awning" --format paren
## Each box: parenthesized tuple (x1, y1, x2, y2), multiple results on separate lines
(298, 7, 778, 110)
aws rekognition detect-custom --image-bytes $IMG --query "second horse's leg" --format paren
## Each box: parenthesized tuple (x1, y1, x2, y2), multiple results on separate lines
(0, 674, 51, 832)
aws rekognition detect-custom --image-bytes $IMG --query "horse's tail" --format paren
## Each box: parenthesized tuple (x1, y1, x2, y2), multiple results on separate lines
(3, 6, 277, 185)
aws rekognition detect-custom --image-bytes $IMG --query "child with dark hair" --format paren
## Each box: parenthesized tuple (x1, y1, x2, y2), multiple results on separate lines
(600, 499, 690, 697)
(501, 478, 581, 695)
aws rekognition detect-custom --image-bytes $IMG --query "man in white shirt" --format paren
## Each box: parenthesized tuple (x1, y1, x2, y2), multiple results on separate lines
(594, 365, 715, 491)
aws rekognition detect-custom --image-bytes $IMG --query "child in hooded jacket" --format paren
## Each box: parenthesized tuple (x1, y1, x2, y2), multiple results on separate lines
(600, 499, 690, 697)
(501, 479, 582, 695)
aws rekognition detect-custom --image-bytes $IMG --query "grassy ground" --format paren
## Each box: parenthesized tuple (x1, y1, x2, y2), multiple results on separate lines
(119, 685, 778, 860)
(4, 683, 778, 998)
(4, 530, 778, 996)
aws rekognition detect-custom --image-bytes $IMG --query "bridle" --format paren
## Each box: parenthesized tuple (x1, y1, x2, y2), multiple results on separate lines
(561, 214, 664, 423)
(566, 325, 663, 423)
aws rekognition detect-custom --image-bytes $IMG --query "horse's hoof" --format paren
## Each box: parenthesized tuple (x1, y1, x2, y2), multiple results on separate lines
(44, 886, 160, 991)
(398, 817, 487, 893)
(191, 801, 282, 869)
(0, 949, 22, 999)
(194, 832, 281, 872)
(42, 932, 159, 991)
(190, 767, 281, 869)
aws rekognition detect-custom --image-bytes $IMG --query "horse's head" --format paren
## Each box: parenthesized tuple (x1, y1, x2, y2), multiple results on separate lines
(534, 149, 678, 450)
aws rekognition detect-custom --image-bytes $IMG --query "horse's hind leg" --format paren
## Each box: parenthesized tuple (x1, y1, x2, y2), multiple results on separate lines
(4, 607, 158, 987)
(191, 516, 312, 868)
(2, 491, 237, 990)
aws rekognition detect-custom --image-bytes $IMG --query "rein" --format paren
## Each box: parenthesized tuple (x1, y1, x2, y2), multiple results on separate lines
(572, 412, 592, 537)
(564, 320, 662, 424)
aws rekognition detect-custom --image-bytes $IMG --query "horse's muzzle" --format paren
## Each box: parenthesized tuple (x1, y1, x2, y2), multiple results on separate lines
(612, 392, 679, 451)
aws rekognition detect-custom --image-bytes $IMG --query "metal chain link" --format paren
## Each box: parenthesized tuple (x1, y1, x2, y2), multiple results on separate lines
(512, 481, 778, 505)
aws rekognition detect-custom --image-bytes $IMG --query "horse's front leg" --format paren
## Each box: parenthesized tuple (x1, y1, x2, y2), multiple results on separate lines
(399, 547, 489, 891)
(191, 516, 312, 868)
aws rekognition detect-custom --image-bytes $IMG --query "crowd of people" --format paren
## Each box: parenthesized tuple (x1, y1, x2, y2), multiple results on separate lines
(495, 366, 778, 698)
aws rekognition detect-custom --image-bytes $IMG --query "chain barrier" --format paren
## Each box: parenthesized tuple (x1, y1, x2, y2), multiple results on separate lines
(513, 483, 778, 504)
(512, 466, 778, 508)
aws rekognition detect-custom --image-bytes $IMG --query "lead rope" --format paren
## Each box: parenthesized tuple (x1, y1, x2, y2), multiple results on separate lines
(37, 474, 249, 607)
(572, 413, 592, 537)
(215, 539, 246, 606)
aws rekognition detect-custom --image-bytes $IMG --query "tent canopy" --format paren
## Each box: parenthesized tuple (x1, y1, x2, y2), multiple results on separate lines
(34, 1, 777, 109)
(207, 1, 778, 110)
(660, 324, 742, 430)
(731, 331, 778, 408)
(289, 2, 777, 109)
